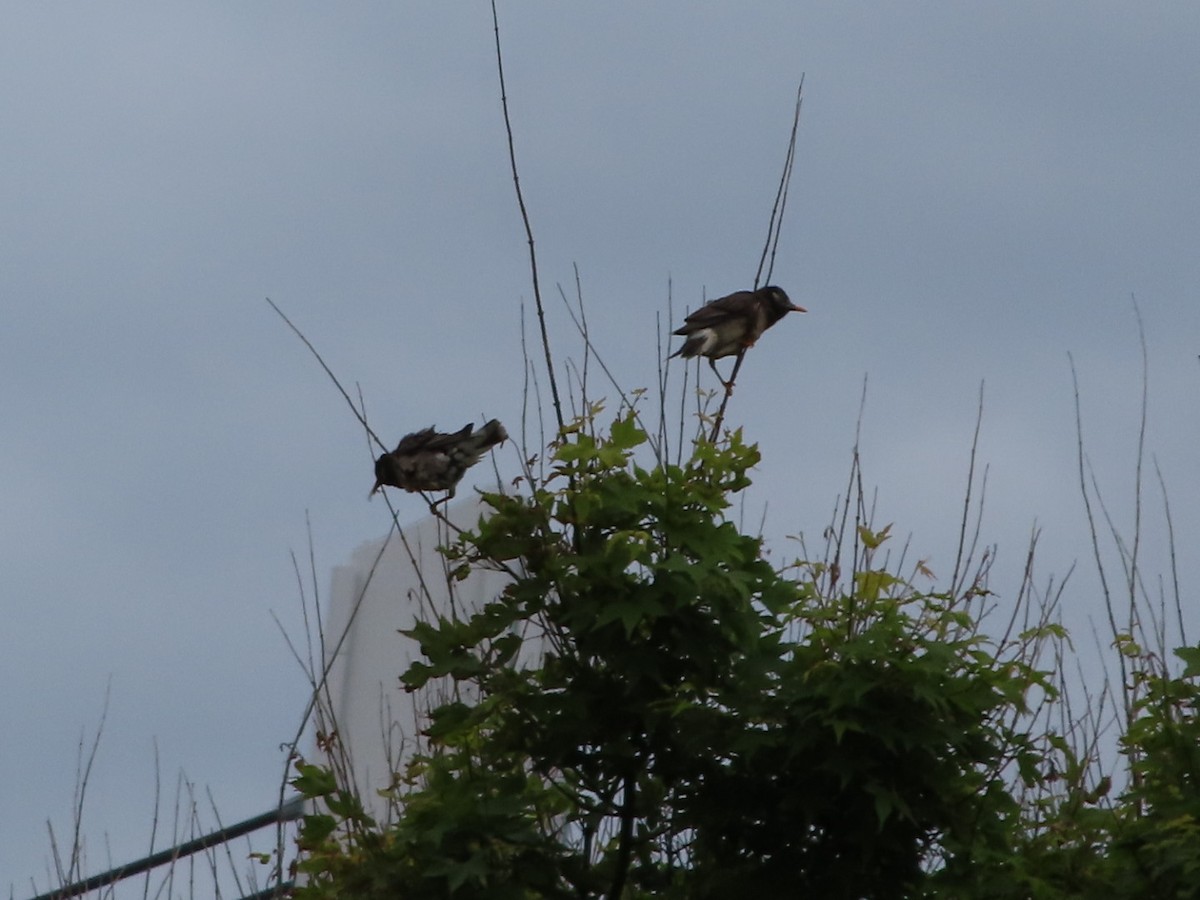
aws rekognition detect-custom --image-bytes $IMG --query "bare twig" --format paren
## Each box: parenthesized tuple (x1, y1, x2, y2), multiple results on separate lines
(555, 279, 662, 460)
(574, 265, 592, 411)
(273, 520, 394, 880)
(518, 302, 548, 486)
(142, 740, 162, 900)
(754, 77, 804, 289)
(950, 381, 987, 596)
(709, 79, 804, 440)
(266, 297, 388, 454)
(491, 0, 564, 433)
(707, 349, 747, 441)
(1153, 458, 1186, 647)
(67, 679, 111, 884)
(1126, 298, 1148, 644)
(1070, 353, 1131, 721)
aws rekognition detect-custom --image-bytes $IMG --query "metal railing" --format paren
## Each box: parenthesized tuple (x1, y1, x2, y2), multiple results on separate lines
(27, 795, 305, 900)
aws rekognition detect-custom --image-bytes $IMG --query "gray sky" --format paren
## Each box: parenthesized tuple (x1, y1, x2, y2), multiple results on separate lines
(4, 3, 1199, 891)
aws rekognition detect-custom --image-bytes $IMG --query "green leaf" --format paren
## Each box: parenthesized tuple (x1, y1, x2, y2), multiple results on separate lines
(609, 413, 648, 450)
(555, 434, 598, 462)
(1175, 645, 1200, 678)
(857, 523, 892, 549)
(296, 812, 338, 850)
(291, 761, 337, 798)
(854, 569, 902, 600)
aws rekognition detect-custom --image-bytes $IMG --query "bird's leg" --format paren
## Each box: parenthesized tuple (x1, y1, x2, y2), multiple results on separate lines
(415, 487, 448, 516)
(707, 358, 734, 395)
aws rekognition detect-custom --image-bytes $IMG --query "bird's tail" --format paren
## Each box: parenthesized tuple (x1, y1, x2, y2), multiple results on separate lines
(670, 336, 702, 360)
(469, 418, 508, 451)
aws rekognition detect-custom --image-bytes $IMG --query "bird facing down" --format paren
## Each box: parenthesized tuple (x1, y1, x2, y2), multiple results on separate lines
(371, 419, 508, 499)
(670, 285, 805, 389)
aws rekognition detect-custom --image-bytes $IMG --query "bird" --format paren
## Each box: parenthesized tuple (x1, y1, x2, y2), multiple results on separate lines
(670, 285, 805, 390)
(371, 419, 508, 500)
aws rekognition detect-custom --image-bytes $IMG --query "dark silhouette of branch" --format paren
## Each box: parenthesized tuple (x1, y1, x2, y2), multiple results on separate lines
(606, 771, 637, 900)
(1153, 457, 1186, 647)
(491, 0, 564, 434)
(1126, 297, 1148, 642)
(707, 350, 746, 442)
(266, 297, 388, 454)
(709, 79, 804, 441)
(754, 77, 804, 290)
(949, 381, 988, 597)
(556, 272, 664, 462)
(1071, 353, 1130, 722)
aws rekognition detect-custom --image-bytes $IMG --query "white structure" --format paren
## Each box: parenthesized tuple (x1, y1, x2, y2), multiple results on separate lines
(320, 495, 511, 824)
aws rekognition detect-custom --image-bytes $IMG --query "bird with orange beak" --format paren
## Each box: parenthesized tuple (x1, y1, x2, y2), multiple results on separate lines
(670, 285, 805, 389)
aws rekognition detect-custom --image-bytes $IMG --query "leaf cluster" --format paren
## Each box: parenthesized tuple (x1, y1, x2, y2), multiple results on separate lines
(291, 411, 1200, 898)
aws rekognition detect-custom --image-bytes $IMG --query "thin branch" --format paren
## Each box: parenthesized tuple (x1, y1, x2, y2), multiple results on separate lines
(710, 79, 804, 440)
(754, 77, 804, 289)
(491, 0, 564, 433)
(265, 297, 387, 454)
(1153, 458, 1186, 647)
(1126, 297, 1148, 643)
(574, 264, 591, 412)
(605, 772, 637, 900)
(141, 741, 162, 900)
(555, 280, 660, 458)
(950, 381, 986, 595)
(1070, 353, 1131, 721)
(67, 679, 111, 884)
(273, 523, 395, 877)
(707, 349, 747, 441)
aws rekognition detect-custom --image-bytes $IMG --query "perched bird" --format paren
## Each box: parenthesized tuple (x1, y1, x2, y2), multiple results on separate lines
(371, 419, 508, 499)
(670, 285, 805, 389)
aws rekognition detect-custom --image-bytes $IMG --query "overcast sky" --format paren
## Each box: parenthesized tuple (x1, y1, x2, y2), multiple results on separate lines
(4, 3, 1199, 893)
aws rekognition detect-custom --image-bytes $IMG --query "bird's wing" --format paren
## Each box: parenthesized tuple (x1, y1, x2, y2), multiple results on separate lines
(419, 423, 475, 452)
(393, 428, 439, 455)
(674, 291, 757, 334)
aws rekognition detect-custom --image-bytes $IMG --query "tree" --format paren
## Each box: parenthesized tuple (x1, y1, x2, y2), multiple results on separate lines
(291, 405, 1073, 898)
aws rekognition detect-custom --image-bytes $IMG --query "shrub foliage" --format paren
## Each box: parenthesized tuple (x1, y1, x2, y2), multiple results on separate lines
(290, 409, 1200, 898)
